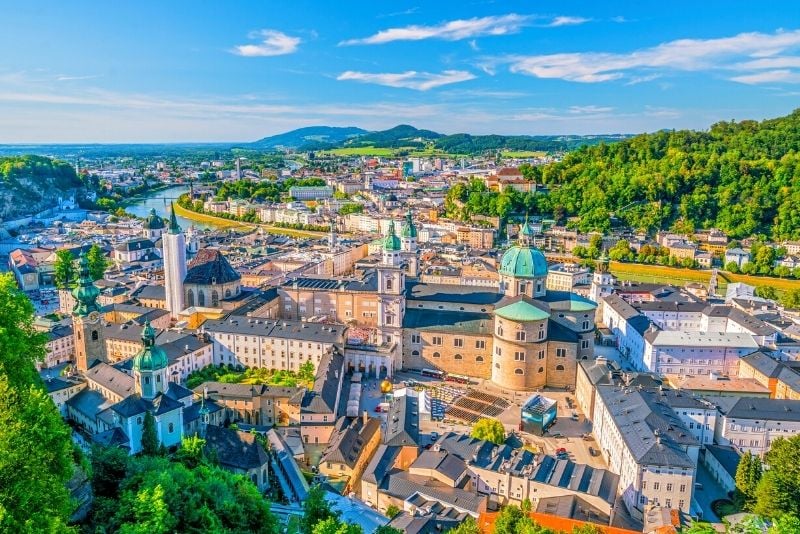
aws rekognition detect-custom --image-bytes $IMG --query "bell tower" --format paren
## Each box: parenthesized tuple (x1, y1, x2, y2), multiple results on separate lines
(73, 251, 106, 371)
(377, 220, 405, 352)
(590, 251, 615, 303)
(400, 210, 419, 277)
(133, 320, 169, 400)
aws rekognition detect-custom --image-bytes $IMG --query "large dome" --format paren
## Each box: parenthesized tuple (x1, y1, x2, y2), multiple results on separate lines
(499, 245, 548, 278)
(143, 208, 166, 230)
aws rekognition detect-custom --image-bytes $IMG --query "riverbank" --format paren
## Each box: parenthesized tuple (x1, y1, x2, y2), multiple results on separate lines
(173, 202, 328, 238)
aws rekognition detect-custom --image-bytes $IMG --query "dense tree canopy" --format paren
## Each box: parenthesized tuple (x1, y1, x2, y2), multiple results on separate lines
(447, 110, 800, 239)
(470, 418, 506, 445)
(754, 435, 800, 518)
(54, 249, 76, 290)
(0, 274, 75, 533)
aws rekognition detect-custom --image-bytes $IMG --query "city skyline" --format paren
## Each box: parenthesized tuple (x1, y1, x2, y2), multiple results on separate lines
(1, 1, 800, 142)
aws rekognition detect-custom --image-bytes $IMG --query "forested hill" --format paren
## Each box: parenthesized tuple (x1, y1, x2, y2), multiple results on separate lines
(0, 155, 83, 219)
(525, 109, 800, 239)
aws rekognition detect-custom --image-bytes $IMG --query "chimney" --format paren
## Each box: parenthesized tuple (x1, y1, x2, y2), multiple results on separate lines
(362, 410, 368, 426)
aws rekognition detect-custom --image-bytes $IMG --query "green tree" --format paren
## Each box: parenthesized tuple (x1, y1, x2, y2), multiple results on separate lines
(119, 483, 175, 534)
(141, 411, 159, 456)
(449, 517, 481, 534)
(384, 504, 400, 519)
(754, 435, 800, 518)
(769, 513, 800, 533)
(86, 244, 109, 281)
(298, 360, 316, 385)
(312, 517, 362, 534)
(374, 526, 403, 534)
(302, 485, 337, 534)
(736, 451, 763, 510)
(54, 249, 76, 289)
(493, 505, 526, 534)
(471, 418, 506, 445)
(91, 445, 130, 499)
(175, 435, 206, 468)
(681, 522, 718, 534)
(780, 288, 800, 310)
(755, 286, 778, 301)
(0, 274, 75, 532)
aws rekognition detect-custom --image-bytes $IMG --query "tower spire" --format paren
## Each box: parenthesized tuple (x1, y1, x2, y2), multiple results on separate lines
(72, 250, 101, 316)
(168, 202, 181, 234)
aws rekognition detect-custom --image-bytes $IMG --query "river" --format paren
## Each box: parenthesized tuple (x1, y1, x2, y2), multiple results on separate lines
(125, 185, 218, 230)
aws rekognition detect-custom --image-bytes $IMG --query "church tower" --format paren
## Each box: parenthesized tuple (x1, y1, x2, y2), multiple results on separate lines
(590, 251, 615, 303)
(376, 220, 405, 354)
(133, 320, 169, 400)
(400, 210, 419, 277)
(73, 251, 106, 371)
(163, 203, 187, 320)
(142, 208, 166, 240)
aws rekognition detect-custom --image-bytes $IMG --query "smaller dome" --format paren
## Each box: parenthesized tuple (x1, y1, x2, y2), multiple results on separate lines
(132, 321, 168, 372)
(143, 208, 166, 230)
(380, 379, 393, 394)
(384, 220, 401, 251)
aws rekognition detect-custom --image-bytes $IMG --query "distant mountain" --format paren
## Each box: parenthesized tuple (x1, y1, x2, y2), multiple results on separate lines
(250, 124, 633, 154)
(251, 126, 367, 150)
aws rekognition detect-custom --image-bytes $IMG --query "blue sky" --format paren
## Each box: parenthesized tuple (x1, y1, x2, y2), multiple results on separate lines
(1, 1, 799, 142)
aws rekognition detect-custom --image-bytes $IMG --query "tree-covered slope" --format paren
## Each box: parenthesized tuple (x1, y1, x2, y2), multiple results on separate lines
(251, 126, 367, 149)
(0, 155, 84, 219)
(514, 109, 800, 239)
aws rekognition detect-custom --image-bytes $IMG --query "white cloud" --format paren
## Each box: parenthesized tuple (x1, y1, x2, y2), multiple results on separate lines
(505, 28, 800, 83)
(568, 105, 613, 114)
(469, 39, 480, 51)
(56, 74, 102, 81)
(339, 14, 531, 46)
(336, 70, 476, 90)
(730, 69, 800, 84)
(232, 30, 301, 57)
(546, 16, 591, 27)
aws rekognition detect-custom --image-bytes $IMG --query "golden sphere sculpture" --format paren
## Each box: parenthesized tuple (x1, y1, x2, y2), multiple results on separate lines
(380, 379, 393, 394)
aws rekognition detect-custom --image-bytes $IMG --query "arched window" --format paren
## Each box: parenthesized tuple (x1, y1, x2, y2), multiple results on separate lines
(187, 289, 195, 307)
(556, 365, 565, 371)
(145, 376, 150, 384)
(515, 368, 524, 375)
(476, 356, 484, 362)
(432, 352, 441, 358)
(411, 350, 419, 356)
(538, 367, 544, 373)
(168, 422, 174, 433)
(454, 354, 463, 360)
(198, 290, 205, 307)
(91, 330, 98, 341)
(225, 288, 231, 298)
(212, 290, 219, 307)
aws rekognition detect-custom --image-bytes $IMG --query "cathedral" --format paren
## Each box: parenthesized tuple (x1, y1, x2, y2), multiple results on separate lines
(278, 215, 597, 390)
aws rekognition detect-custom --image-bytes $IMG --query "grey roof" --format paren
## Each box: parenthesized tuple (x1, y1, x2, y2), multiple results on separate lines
(603, 294, 641, 320)
(193, 381, 304, 402)
(301, 349, 344, 415)
(114, 238, 156, 252)
(204, 316, 346, 344)
(184, 248, 241, 285)
(91, 427, 130, 449)
(85, 361, 134, 398)
(182, 399, 223, 424)
(321, 416, 381, 468)
(42, 375, 83, 393)
(381, 471, 486, 513)
(706, 306, 777, 336)
(362, 444, 401, 485)
(578, 358, 622, 387)
(66, 388, 113, 420)
(204, 425, 269, 470)
(635, 301, 707, 313)
(388, 513, 462, 534)
(724, 397, 800, 422)
(706, 445, 741, 478)
(548, 320, 579, 342)
(111, 393, 183, 418)
(596, 385, 699, 468)
(384, 395, 421, 447)
(402, 308, 492, 335)
(159, 335, 211, 364)
(530, 459, 620, 505)
(405, 281, 504, 306)
(740, 351, 783, 378)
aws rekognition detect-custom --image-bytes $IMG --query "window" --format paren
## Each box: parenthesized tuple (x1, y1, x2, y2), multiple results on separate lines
(556, 348, 567, 358)
(411, 350, 419, 356)
(582, 320, 590, 330)
(581, 340, 589, 350)
(168, 422, 174, 433)
(666, 483, 673, 492)
(538, 350, 545, 360)
(187, 289, 195, 307)
(454, 354, 463, 360)
(653, 482, 660, 491)
(495, 346, 502, 356)
(476, 356, 484, 363)
(665, 499, 671, 508)
(475, 340, 486, 349)
(432, 352, 441, 358)
(497, 326, 503, 336)
(198, 290, 205, 307)
(454, 338, 464, 348)
(679, 500, 685, 510)
(91, 330, 99, 341)
(411, 334, 421, 344)
(556, 365, 565, 371)
(516, 331, 526, 341)
(538, 329, 545, 340)
(385, 279, 393, 290)
(514, 351, 525, 361)
(515, 368, 524, 375)
(432, 336, 443, 346)
(679, 484, 686, 493)
(212, 290, 219, 307)
(538, 367, 544, 373)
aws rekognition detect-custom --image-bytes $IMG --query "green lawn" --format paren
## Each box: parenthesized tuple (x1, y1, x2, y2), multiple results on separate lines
(501, 150, 548, 158)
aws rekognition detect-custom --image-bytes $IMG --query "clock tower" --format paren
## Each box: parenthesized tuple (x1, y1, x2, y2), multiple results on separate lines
(72, 251, 107, 371)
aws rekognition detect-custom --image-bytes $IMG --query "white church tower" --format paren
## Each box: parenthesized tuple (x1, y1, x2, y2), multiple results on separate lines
(590, 251, 615, 303)
(163, 203, 187, 320)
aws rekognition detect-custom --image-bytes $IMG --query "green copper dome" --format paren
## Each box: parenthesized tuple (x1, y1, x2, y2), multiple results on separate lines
(499, 246, 548, 278)
(384, 220, 401, 251)
(72, 251, 101, 316)
(401, 210, 417, 238)
(132, 320, 168, 372)
(143, 208, 165, 230)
